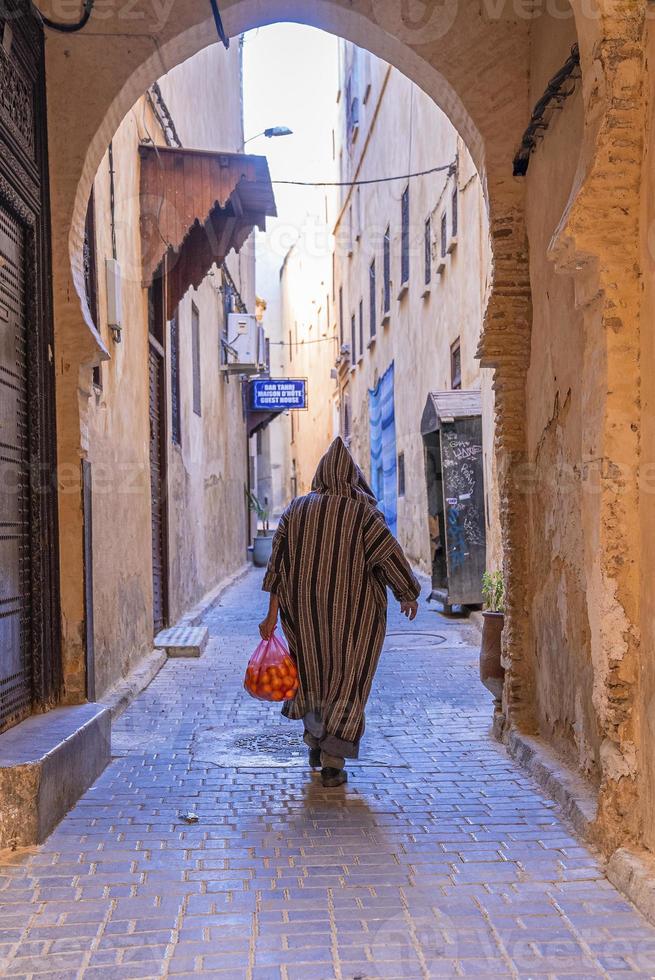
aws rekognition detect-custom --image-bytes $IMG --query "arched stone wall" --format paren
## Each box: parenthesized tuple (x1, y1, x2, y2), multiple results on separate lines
(47, 0, 533, 708)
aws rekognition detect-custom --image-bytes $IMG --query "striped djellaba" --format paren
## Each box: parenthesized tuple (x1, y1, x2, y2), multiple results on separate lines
(263, 437, 420, 760)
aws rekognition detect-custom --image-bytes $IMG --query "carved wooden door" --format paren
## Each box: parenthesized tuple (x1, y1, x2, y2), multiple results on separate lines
(148, 280, 168, 636)
(0, 203, 31, 729)
(149, 345, 167, 635)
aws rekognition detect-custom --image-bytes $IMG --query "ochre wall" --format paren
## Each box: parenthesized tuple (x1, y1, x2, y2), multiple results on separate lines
(86, 44, 252, 697)
(165, 279, 251, 626)
(87, 111, 154, 696)
(522, 15, 597, 774)
(638, 19, 655, 853)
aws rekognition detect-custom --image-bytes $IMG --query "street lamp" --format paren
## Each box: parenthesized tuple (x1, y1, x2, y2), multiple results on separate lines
(243, 126, 293, 146)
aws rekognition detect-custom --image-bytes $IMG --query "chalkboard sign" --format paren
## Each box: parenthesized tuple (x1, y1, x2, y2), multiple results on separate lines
(440, 417, 486, 605)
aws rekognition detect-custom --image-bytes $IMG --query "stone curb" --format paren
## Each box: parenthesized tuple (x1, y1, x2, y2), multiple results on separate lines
(607, 847, 655, 926)
(101, 564, 250, 721)
(506, 729, 599, 842)
(178, 563, 251, 627)
(100, 649, 168, 722)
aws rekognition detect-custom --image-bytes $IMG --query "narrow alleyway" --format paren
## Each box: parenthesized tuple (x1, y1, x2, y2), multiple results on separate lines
(2, 570, 655, 979)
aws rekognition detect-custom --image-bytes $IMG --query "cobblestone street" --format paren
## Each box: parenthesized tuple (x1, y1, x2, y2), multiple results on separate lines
(2, 568, 655, 979)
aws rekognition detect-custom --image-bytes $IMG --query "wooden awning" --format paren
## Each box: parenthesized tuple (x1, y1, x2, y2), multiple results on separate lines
(421, 389, 482, 436)
(139, 145, 277, 312)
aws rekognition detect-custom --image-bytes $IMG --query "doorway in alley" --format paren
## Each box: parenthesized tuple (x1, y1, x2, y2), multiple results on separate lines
(148, 278, 169, 635)
(0, 6, 60, 732)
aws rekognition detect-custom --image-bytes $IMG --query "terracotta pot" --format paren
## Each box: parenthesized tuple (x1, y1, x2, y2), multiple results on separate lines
(480, 610, 505, 700)
(253, 533, 273, 567)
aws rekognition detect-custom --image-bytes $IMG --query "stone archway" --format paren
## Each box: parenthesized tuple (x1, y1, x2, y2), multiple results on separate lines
(47, 0, 533, 705)
(43, 0, 650, 852)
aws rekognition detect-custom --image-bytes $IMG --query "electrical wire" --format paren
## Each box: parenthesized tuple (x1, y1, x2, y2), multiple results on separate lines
(270, 336, 338, 347)
(271, 162, 455, 189)
(208, 0, 230, 49)
(34, 0, 95, 32)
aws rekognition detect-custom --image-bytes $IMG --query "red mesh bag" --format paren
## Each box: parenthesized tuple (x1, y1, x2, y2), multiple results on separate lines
(244, 632, 299, 702)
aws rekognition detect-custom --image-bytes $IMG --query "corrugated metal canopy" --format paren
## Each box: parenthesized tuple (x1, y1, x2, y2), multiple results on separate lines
(139, 145, 277, 311)
(421, 389, 482, 435)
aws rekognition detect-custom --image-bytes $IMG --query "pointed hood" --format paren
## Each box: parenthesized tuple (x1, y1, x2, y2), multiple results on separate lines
(311, 437, 377, 504)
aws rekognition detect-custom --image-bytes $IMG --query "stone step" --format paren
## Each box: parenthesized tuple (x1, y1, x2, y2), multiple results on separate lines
(0, 703, 111, 848)
(154, 625, 209, 658)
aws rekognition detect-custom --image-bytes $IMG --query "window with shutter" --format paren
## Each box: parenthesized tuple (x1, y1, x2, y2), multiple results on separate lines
(220, 269, 233, 366)
(451, 338, 462, 390)
(343, 391, 352, 445)
(359, 299, 364, 360)
(192, 303, 201, 416)
(339, 285, 344, 346)
(401, 187, 410, 285)
(170, 311, 181, 446)
(84, 191, 102, 389)
(369, 259, 376, 338)
(424, 217, 432, 286)
(383, 226, 391, 314)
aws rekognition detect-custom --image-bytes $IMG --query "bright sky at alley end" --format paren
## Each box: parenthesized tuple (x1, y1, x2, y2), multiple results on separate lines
(243, 24, 339, 239)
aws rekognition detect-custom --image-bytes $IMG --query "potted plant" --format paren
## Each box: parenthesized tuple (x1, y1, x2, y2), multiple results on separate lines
(247, 489, 273, 567)
(480, 570, 505, 702)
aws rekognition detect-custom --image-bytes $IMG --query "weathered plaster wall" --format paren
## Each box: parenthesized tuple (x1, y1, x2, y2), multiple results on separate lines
(158, 43, 254, 624)
(522, 14, 597, 773)
(86, 113, 154, 697)
(638, 18, 655, 853)
(165, 279, 250, 625)
(86, 43, 252, 696)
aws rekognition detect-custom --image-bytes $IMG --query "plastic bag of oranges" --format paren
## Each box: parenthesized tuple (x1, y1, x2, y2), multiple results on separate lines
(244, 632, 299, 703)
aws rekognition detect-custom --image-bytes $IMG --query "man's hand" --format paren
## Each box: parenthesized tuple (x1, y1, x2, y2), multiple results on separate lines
(259, 615, 277, 640)
(259, 594, 280, 640)
(400, 600, 419, 621)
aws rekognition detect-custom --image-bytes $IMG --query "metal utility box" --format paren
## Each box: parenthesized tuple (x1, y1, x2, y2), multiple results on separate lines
(421, 389, 486, 610)
(221, 313, 266, 374)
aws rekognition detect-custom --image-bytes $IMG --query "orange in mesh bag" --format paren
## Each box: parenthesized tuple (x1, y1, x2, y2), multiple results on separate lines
(244, 631, 299, 702)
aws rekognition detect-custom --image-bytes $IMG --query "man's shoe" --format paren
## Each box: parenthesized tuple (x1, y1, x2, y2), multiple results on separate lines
(321, 767, 348, 788)
(308, 748, 322, 769)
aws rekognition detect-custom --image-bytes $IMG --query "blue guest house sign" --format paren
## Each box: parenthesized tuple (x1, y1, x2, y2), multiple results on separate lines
(251, 379, 307, 411)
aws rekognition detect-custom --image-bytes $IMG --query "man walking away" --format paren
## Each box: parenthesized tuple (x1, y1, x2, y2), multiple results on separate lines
(259, 437, 420, 787)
